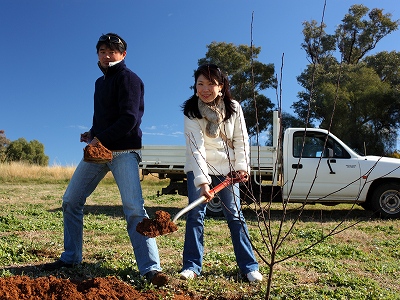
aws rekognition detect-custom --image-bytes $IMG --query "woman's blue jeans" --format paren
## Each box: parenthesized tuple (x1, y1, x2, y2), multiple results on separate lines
(182, 171, 259, 275)
(60, 151, 161, 275)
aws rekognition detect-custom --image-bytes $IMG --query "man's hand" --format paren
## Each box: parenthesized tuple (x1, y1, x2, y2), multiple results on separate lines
(89, 137, 99, 146)
(80, 131, 92, 143)
(83, 138, 112, 163)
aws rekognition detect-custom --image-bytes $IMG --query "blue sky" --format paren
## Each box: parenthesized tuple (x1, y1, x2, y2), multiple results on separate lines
(1, 0, 399, 166)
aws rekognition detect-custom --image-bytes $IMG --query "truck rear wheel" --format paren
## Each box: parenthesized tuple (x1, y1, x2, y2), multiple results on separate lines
(206, 195, 224, 217)
(371, 183, 400, 219)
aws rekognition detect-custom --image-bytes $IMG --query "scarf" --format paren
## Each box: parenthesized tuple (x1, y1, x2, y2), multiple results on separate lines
(197, 98, 225, 138)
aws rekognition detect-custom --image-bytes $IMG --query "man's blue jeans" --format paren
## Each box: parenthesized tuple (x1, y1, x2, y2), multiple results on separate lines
(182, 171, 259, 275)
(60, 151, 161, 275)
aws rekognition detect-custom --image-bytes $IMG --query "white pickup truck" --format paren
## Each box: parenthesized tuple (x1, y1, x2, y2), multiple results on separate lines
(139, 111, 400, 219)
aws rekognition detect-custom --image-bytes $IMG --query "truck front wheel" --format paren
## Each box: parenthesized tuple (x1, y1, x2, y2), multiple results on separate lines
(206, 195, 224, 217)
(371, 183, 400, 219)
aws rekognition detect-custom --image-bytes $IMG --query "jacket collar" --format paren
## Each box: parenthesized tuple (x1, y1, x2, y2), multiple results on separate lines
(97, 60, 126, 76)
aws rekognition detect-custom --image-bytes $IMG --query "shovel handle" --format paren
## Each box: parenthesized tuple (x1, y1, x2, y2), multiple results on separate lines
(172, 195, 206, 223)
(172, 172, 247, 223)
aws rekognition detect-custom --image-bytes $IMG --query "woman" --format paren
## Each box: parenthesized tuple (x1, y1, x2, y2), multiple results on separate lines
(180, 64, 262, 282)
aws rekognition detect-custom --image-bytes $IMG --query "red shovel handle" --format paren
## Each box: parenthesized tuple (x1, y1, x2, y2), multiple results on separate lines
(209, 171, 248, 195)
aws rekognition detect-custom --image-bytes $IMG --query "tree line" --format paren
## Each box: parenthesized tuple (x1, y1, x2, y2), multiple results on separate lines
(0, 130, 49, 166)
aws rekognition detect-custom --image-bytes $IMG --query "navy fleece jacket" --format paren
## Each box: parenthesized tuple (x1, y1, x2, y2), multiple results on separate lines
(90, 60, 144, 150)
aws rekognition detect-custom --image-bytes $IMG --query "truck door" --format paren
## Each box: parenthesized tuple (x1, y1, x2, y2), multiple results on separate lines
(284, 130, 361, 202)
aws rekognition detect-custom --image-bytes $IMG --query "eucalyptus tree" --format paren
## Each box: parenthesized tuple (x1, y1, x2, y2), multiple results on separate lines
(198, 41, 277, 137)
(293, 4, 400, 155)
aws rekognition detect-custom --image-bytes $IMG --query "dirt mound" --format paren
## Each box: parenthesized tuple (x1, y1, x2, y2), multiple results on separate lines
(136, 210, 178, 238)
(0, 275, 193, 300)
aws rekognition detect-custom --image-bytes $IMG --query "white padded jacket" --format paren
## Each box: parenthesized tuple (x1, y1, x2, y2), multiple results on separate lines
(184, 100, 250, 188)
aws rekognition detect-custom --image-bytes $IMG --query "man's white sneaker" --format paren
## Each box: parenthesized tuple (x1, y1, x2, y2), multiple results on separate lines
(246, 270, 263, 282)
(180, 269, 196, 280)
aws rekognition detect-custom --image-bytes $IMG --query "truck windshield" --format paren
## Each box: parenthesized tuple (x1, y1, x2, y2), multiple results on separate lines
(293, 131, 350, 159)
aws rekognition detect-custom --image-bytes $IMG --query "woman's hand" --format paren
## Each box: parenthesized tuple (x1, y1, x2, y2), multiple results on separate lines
(199, 183, 213, 202)
(230, 170, 249, 182)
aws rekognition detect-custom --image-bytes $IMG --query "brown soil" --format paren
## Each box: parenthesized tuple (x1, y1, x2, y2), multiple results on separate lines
(0, 275, 193, 300)
(83, 142, 112, 163)
(136, 210, 178, 238)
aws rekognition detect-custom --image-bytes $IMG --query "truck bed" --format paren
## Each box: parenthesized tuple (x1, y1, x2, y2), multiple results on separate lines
(140, 145, 186, 177)
(139, 145, 277, 182)
(249, 145, 278, 183)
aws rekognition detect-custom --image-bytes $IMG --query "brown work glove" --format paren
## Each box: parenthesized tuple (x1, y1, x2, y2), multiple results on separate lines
(83, 139, 112, 163)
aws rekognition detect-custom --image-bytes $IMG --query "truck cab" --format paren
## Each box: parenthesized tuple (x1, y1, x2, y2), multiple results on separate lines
(283, 129, 362, 202)
(280, 128, 400, 218)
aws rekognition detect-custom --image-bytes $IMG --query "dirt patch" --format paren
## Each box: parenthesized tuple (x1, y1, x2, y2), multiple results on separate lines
(0, 275, 193, 300)
(136, 210, 178, 238)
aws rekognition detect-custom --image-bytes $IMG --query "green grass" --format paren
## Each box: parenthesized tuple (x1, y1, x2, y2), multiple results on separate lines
(0, 169, 399, 299)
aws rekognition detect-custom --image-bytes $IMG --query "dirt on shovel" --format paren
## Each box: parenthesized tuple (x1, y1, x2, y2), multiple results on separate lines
(136, 210, 178, 238)
(137, 173, 248, 238)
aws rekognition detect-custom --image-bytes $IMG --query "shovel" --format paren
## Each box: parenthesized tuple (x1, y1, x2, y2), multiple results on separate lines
(136, 172, 248, 237)
(172, 172, 248, 222)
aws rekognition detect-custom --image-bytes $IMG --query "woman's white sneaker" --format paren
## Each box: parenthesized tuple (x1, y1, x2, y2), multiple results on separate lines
(180, 269, 196, 280)
(246, 270, 263, 282)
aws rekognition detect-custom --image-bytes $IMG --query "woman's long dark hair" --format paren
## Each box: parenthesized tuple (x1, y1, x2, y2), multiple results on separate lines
(182, 64, 236, 120)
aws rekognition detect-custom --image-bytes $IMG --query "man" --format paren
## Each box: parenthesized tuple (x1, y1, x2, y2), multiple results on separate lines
(43, 33, 167, 286)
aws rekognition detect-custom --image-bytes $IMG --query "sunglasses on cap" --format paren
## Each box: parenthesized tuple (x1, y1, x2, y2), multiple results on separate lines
(98, 34, 124, 46)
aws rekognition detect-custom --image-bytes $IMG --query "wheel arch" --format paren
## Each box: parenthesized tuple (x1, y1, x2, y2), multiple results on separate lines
(366, 177, 400, 205)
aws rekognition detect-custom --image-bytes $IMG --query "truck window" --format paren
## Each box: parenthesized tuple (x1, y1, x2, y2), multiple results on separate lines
(293, 131, 350, 158)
